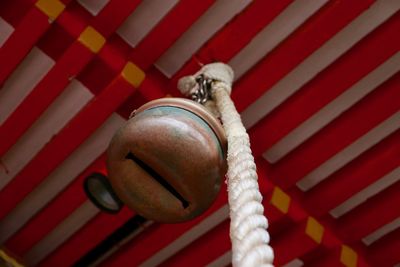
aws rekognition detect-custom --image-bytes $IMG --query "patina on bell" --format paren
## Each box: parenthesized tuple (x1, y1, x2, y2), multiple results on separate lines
(106, 98, 227, 223)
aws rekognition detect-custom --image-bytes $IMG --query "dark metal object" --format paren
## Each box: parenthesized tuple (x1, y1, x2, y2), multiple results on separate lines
(84, 173, 123, 214)
(106, 98, 227, 223)
(73, 214, 148, 266)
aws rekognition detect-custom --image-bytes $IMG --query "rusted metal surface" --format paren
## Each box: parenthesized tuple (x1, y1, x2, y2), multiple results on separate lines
(107, 98, 227, 223)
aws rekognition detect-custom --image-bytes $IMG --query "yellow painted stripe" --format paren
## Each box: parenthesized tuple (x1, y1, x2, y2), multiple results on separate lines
(121, 62, 145, 87)
(340, 245, 358, 267)
(0, 249, 24, 267)
(270, 186, 290, 214)
(78, 26, 106, 53)
(35, 0, 65, 20)
(305, 217, 324, 244)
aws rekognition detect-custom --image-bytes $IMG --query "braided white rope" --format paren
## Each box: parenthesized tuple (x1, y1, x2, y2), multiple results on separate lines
(178, 63, 274, 267)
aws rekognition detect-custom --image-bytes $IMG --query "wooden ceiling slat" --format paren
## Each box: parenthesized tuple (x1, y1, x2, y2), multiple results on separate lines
(39, 208, 134, 267)
(269, 73, 400, 189)
(100, 188, 229, 266)
(0, 114, 123, 243)
(0, 84, 96, 243)
(229, 0, 327, 80)
(155, 0, 252, 77)
(0, 1, 69, 86)
(0, 1, 398, 265)
(0, 0, 141, 155)
(159, 182, 307, 267)
(0, 47, 54, 130)
(264, 52, 400, 164)
(162, 220, 231, 267)
(136, 159, 318, 266)
(0, 80, 92, 190)
(4, 154, 106, 255)
(206, 250, 232, 267)
(141, 205, 230, 267)
(365, 227, 400, 266)
(99, 157, 276, 265)
(91, 0, 141, 37)
(129, 0, 215, 70)
(296, 110, 400, 191)
(117, 0, 178, 48)
(363, 217, 400, 246)
(77, 0, 110, 16)
(270, 219, 330, 266)
(332, 181, 400, 243)
(24, 200, 99, 265)
(231, 0, 375, 113)
(248, 15, 400, 158)
(330, 167, 400, 218)
(167, 0, 300, 92)
(0, 39, 98, 157)
(240, 0, 399, 129)
(0, 17, 14, 46)
(300, 131, 400, 217)
(199, 0, 293, 64)
(0, 74, 136, 220)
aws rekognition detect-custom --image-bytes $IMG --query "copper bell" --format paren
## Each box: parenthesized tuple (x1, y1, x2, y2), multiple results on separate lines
(104, 98, 227, 223)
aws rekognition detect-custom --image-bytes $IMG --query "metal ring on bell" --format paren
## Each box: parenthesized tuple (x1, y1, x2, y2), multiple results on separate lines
(105, 98, 227, 223)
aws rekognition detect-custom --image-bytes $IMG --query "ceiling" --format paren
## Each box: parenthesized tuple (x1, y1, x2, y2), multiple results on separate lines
(0, 0, 399, 266)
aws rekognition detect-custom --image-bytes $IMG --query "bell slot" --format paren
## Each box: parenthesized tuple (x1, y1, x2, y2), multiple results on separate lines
(126, 152, 189, 209)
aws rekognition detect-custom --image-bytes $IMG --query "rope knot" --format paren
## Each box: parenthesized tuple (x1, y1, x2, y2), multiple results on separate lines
(177, 63, 234, 98)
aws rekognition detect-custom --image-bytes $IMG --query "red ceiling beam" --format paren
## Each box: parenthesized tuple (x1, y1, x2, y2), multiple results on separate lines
(0, 35, 99, 156)
(303, 248, 342, 267)
(0, 0, 71, 87)
(161, 189, 375, 267)
(161, 183, 307, 266)
(90, 0, 141, 37)
(231, 0, 375, 112)
(0, 64, 143, 220)
(54, 0, 167, 102)
(98, 155, 373, 267)
(100, 186, 229, 266)
(162, 219, 231, 267)
(99, 161, 280, 266)
(167, 0, 294, 94)
(301, 130, 400, 217)
(8, 147, 136, 267)
(0, 1, 36, 27)
(4, 154, 107, 255)
(39, 208, 134, 267)
(265, 182, 339, 265)
(161, 201, 303, 267)
(195, 0, 294, 64)
(0, 0, 142, 156)
(330, 181, 400, 243)
(271, 219, 328, 266)
(260, 172, 308, 227)
(102, 156, 330, 267)
(304, 246, 370, 267)
(248, 14, 400, 157)
(44, 0, 140, 41)
(365, 227, 400, 267)
(269, 73, 400, 189)
(130, 0, 216, 70)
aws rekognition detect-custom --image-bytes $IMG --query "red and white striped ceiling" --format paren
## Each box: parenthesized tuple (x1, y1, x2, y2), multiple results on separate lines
(0, 0, 399, 266)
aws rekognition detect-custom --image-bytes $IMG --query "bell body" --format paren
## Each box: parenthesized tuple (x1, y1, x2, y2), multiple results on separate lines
(107, 98, 227, 223)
